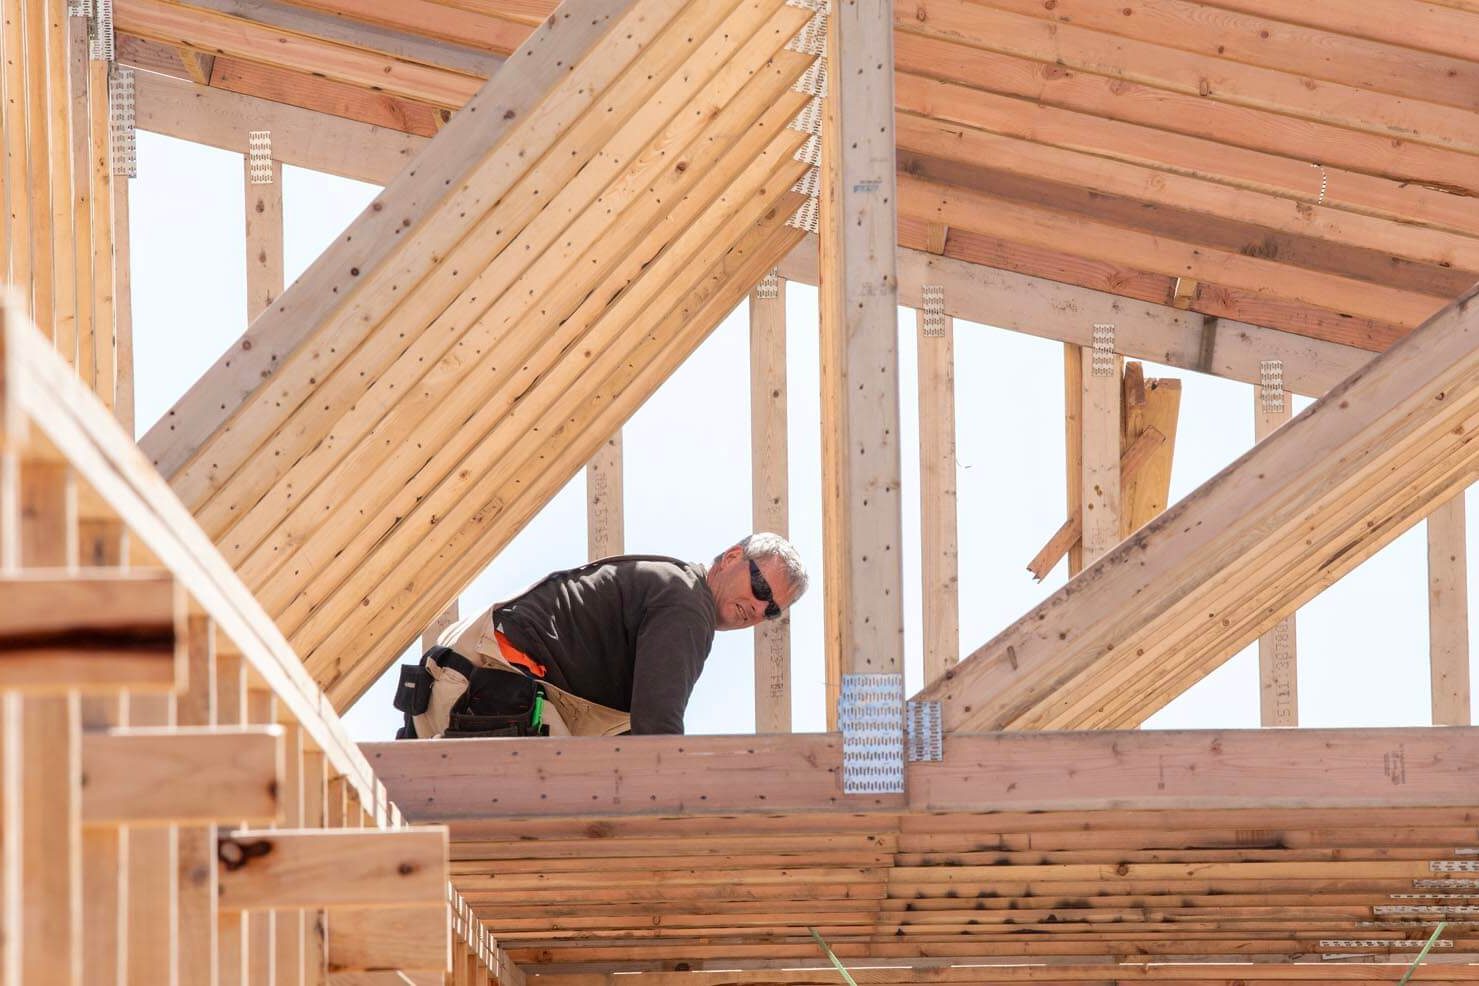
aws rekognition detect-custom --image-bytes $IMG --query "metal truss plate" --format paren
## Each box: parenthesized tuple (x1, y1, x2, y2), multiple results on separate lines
(1091, 322, 1115, 376)
(1432, 860, 1479, 872)
(248, 130, 274, 184)
(921, 285, 946, 338)
(906, 700, 941, 762)
(1260, 359, 1286, 414)
(108, 67, 135, 178)
(839, 673, 904, 794)
(1318, 939, 1452, 949)
(753, 271, 780, 301)
(1375, 905, 1479, 915)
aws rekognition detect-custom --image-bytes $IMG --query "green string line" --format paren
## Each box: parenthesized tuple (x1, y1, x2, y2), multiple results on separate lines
(808, 928, 859, 986)
(1395, 922, 1448, 986)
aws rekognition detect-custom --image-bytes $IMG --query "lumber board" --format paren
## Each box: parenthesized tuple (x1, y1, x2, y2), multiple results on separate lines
(176, 616, 220, 986)
(1255, 386, 1298, 727)
(1427, 492, 1471, 726)
(915, 282, 1479, 730)
(777, 240, 1372, 397)
(818, 0, 905, 687)
(325, 905, 449, 973)
(0, 569, 183, 691)
(243, 155, 283, 321)
(1079, 351, 1121, 564)
(917, 306, 959, 682)
(133, 70, 427, 186)
(586, 432, 623, 561)
(80, 726, 282, 826)
(210, 55, 446, 138)
(276, 0, 532, 55)
(532, 968, 1479, 986)
(114, 0, 482, 107)
(142, 0, 678, 492)
(1204, 0, 1479, 63)
(368, 726, 1479, 820)
(750, 274, 790, 732)
(217, 827, 448, 911)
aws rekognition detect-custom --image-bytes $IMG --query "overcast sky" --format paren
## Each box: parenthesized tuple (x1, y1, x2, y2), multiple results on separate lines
(130, 129, 1477, 740)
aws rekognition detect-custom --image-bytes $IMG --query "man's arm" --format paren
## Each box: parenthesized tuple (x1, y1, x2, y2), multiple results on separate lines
(628, 603, 714, 734)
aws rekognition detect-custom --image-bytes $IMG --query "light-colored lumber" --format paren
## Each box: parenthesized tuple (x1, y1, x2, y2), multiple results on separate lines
(916, 306, 958, 682)
(1063, 344, 1083, 577)
(140, 0, 657, 484)
(0, 570, 183, 692)
(20, 0, 54, 341)
(81, 726, 282, 826)
(368, 727, 1479, 821)
(778, 240, 1372, 397)
(124, 694, 178, 986)
(217, 828, 448, 911)
(1, 0, 33, 297)
(114, 0, 482, 107)
(177, 616, 220, 986)
(275, 724, 305, 985)
(68, 13, 94, 392)
(133, 71, 427, 186)
(1079, 351, 1121, 565)
(1427, 492, 1470, 726)
(4, 694, 83, 985)
(244, 157, 284, 322)
(44, 0, 77, 368)
(898, 175, 1447, 329)
(916, 282, 1479, 730)
(586, 432, 623, 561)
(1120, 375, 1179, 537)
(534, 967, 1479, 986)
(96, 75, 123, 427)
(818, 0, 904, 700)
(749, 274, 789, 732)
(1255, 386, 1298, 727)
(324, 905, 448, 974)
(419, 600, 458, 654)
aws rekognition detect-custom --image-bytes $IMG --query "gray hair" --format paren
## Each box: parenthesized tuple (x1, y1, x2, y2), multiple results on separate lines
(738, 532, 808, 601)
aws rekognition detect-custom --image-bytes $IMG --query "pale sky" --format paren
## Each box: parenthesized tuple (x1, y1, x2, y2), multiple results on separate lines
(129, 129, 1477, 740)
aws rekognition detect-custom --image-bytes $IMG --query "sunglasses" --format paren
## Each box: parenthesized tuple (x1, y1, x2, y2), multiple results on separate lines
(748, 559, 782, 621)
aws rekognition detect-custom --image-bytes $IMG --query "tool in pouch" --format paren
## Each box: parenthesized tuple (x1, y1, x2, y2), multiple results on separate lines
(394, 645, 550, 739)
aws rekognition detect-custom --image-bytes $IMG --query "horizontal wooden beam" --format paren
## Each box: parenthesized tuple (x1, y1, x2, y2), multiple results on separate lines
(81, 725, 282, 826)
(134, 70, 427, 186)
(326, 904, 449, 973)
(0, 570, 184, 692)
(777, 239, 1370, 397)
(217, 827, 448, 910)
(367, 727, 1479, 821)
(916, 282, 1479, 730)
(533, 965, 1479, 986)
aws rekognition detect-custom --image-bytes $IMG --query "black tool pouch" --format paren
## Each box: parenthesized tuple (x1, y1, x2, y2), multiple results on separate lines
(392, 662, 434, 739)
(443, 667, 549, 739)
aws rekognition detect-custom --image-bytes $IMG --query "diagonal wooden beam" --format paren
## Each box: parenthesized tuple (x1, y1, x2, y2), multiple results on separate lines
(914, 282, 1479, 731)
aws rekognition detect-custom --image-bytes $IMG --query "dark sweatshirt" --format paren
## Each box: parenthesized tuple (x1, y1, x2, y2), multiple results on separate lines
(493, 555, 717, 734)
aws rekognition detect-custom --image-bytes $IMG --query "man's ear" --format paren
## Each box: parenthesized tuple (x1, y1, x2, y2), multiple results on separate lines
(722, 545, 744, 567)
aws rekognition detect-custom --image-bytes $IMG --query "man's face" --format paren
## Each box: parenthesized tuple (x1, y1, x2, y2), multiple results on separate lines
(711, 547, 797, 630)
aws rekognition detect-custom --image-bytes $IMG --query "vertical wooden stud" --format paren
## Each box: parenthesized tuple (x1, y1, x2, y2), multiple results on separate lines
(177, 617, 218, 986)
(44, 0, 77, 366)
(586, 432, 623, 561)
(916, 306, 958, 684)
(245, 690, 275, 986)
(1428, 493, 1470, 726)
(819, 0, 904, 723)
(750, 276, 790, 733)
(1063, 345, 1084, 577)
(125, 692, 177, 986)
(216, 651, 248, 986)
(1255, 388, 1298, 727)
(244, 158, 283, 323)
(275, 724, 304, 986)
(1, 0, 33, 294)
(1080, 351, 1121, 565)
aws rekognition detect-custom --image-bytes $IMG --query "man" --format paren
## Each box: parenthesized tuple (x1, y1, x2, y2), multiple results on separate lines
(400, 533, 807, 738)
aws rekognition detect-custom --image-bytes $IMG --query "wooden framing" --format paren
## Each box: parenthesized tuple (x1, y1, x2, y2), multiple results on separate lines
(1255, 386, 1298, 727)
(916, 304, 958, 680)
(917, 283, 1479, 730)
(1426, 492, 1470, 726)
(749, 273, 790, 732)
(586, 433, 623, 561)
(818, 0, 905, 713)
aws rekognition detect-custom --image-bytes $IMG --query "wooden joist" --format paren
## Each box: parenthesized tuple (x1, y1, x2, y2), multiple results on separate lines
(80, 725, 282, 826)
(325, 904, 449, 973)
(217, 827, 448, 911)
(915, 282, 1479, 730)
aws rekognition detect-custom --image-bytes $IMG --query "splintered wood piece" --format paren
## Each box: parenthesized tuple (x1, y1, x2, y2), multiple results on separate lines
(217, 828, 448, 911)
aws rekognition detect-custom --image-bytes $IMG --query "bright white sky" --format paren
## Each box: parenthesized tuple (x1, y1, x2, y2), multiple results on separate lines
(130, 129, 1478, 741)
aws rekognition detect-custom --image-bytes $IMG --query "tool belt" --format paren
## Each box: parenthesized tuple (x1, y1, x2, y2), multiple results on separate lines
(394, 646, 549, 740)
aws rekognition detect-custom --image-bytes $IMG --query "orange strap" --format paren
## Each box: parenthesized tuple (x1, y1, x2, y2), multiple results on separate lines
(495, 628, 547, 679)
